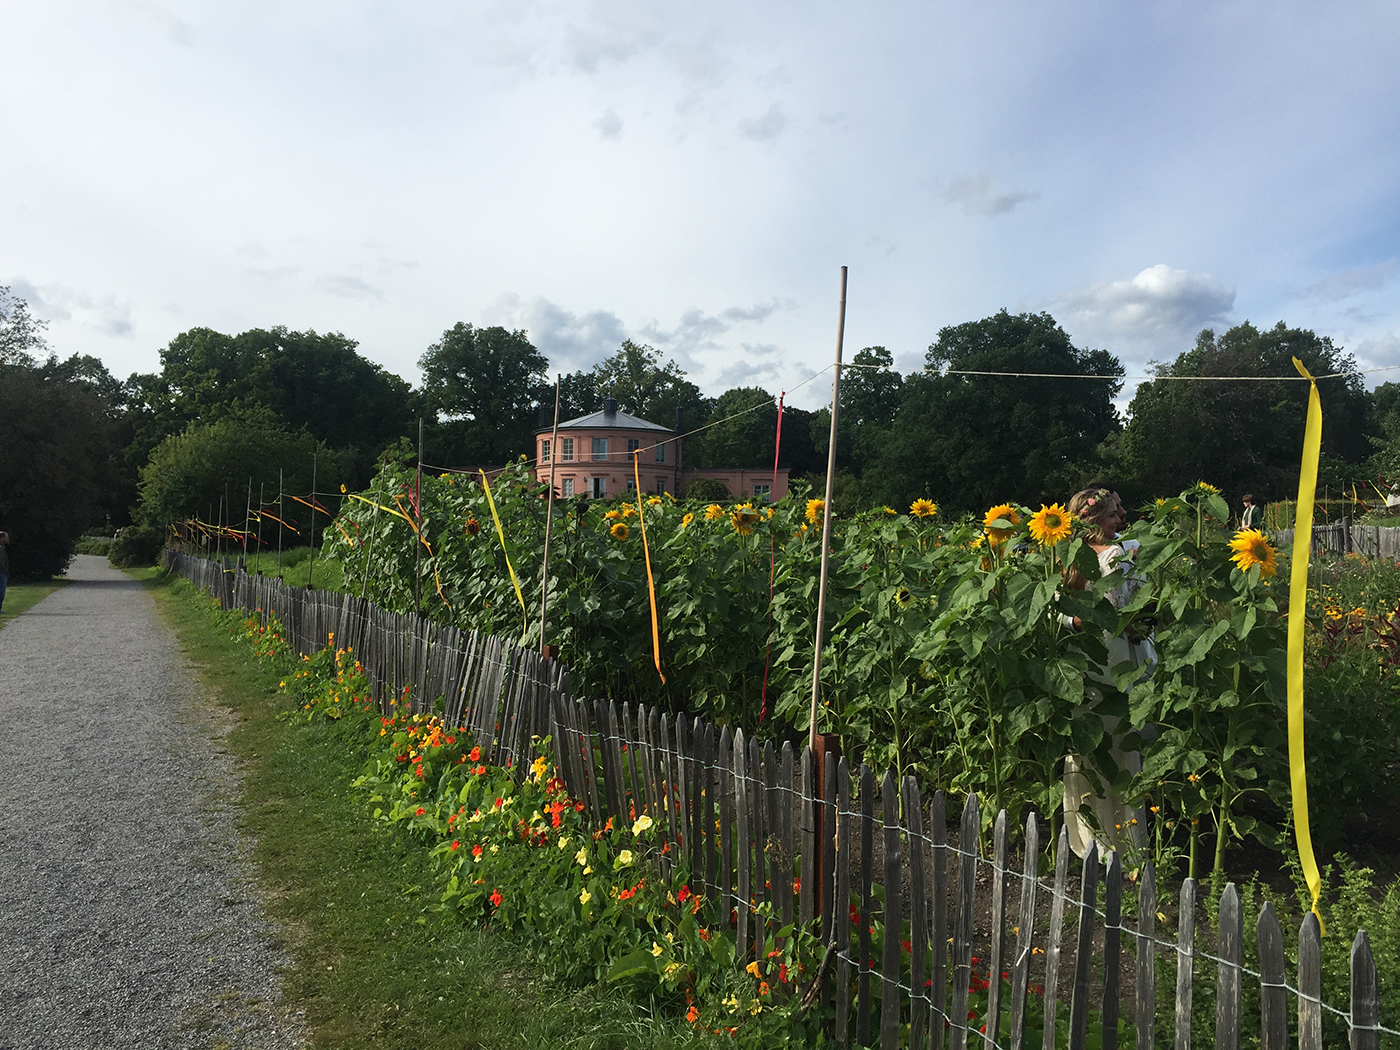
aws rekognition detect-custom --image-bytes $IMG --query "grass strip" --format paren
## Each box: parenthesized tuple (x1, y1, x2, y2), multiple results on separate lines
(0, 578, 67, 632)
(135, 565, 699, 1050)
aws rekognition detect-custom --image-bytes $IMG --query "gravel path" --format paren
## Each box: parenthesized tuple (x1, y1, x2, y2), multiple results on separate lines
(0, 556, 305, 1050)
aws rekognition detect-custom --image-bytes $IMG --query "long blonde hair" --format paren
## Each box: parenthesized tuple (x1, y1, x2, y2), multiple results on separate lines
(1064, 488, 1117, 591)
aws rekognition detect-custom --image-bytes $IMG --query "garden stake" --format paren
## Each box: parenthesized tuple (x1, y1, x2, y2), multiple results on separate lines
(539, 375, 560, 655)
(243, 478, 252, 563)
(808, 265, 846, 754)
(414, 418, 423, 611)
(307, 453, 317, 587)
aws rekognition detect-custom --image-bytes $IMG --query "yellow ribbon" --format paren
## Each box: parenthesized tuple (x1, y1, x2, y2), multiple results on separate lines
(1287, 357, 1324, 931)
(633, 453, 666, 684)
(479, 470, 528, 635)
(345, 492, 414, 524)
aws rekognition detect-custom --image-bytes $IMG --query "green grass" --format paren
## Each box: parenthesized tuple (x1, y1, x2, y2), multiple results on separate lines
(194, 544, 347, 592)
(0, 578, 67, 632)
(134, 566, 702, 1050)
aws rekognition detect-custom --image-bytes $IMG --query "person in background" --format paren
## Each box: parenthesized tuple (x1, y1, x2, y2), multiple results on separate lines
(1061, 487, 1154, 860)
(0, 532, 9, 614)
(1240, 493, 1264, 531)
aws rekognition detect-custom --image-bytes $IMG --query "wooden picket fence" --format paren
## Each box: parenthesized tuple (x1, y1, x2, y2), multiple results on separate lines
(168, 551, 1394, 1049)
(1273, 522, 1400, 559)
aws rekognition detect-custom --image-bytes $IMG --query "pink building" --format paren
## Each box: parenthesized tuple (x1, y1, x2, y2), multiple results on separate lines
(534, 398, 789, 501)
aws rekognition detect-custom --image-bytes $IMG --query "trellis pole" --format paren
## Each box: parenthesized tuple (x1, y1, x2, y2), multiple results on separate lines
(808, 265, 847, 753)
(539, 375, 562, 655)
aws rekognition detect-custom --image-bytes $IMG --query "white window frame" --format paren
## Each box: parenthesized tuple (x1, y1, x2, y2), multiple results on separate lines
(591, 437, 608, 462)
(561, 438, 574, 463)
(655, 442, 666, 463)
(541, 439, 551, 464)
(753, 483, 772, 500)
(561, 478, 574, 497)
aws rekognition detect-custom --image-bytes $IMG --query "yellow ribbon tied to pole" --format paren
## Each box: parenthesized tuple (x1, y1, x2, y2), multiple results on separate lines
(1286, 356, 1324, 931)
(479, 470, 528, 637)
(633, 452, 666, 684)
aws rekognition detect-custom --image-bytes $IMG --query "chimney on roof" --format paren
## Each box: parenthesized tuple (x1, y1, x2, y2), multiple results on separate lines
(674, 407, 684, 433)
(603, 396, 618, 419)
(538, 405, 550, 427)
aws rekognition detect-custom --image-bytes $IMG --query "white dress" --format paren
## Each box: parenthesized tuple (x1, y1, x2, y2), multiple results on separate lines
(1064, 543, 1155, 860)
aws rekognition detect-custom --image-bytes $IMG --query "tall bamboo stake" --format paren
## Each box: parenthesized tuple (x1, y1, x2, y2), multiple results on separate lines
(306, 453, 318, 587)
(539, 376, 562, 654)
(254, 482, 264, 573)
(277, 469, 284, 575)
(808, 266, 847, 753)
(243, 478, 253, 564)
(414, 418, 424, 611)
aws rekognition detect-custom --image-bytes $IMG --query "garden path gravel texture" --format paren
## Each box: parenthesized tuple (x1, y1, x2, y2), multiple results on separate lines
(0, 556, 305, 1049)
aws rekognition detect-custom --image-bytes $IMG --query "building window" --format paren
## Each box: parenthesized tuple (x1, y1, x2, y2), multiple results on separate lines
(655, 477, 667, 495)
(590, 477, 607, 498)
(561, 438, 574, 463)
(626, 479, 636, 493)
(561, 478, 574, 497)
(541, 439, 551, 464)
(626, 439, 641, 456)
(655, 442, 666, 463)
(753, 483, 772, 500)
(592, 437, 608, 461)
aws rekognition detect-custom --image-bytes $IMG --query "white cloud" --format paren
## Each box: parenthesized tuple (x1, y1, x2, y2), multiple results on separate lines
(10, 279, 134, 339)
(1299, 260, 1395, 303)
(316, 275, 384, 301)
(944, 173, 1038, 216)
(483, 294, 629, 373)
(594, 107, 623, 141)
(1061, 265, 1235, 347)
(738, 103, 789, 142)
(1353, 331, 1400, 384)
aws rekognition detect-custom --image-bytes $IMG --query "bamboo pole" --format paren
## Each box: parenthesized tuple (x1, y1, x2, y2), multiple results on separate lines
(277, 469, 284, 575)
(254, 482, 264, 573)
(808, 265, 847, 753)
(539, 376, 562, 655)
(307, 454, 318, 587)
(414, 417, 424, 612)
(243, 478, 252, 564)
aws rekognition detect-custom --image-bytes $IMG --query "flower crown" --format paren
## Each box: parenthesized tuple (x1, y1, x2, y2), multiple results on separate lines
(1080, 488, 1112, 516)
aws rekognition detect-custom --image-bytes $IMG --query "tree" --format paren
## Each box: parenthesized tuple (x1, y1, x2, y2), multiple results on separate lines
(136, 407, 340, 537)
(0, 357, 119, 578)
(586, 341, 711, 429)
(0, 286, 48, 365)
(687, 387, 778, 468)
(418, 323, 549, 466)
(859, 310, 1123, 514)
(133, 325, 412, 484)
(1116, 322, 1368, 506)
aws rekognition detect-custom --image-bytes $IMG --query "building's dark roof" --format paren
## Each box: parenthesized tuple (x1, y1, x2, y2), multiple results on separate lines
(537, 405, 674, 434)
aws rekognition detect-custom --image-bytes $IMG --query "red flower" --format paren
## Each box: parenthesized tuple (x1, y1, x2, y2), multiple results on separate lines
(415, 806, 426, 816)
(469, 746, 481, 762)
(474, 765, 486, 776)
(778, 963, 789, 983)
(901, 939, 913, 954)
(450, 840, 460, 851)
(490, 889, 503, 908)
(677, 885, 692, 903)
(472, 844, 483, 858)
(686, 1006, 699, 1024)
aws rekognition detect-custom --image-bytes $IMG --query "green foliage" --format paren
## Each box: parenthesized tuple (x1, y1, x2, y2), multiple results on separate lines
(418, 323, 549, 466)
(137, 407, 345, 529)
(0, 357, 122, 579)
(130, 325, 412, 480)
(562, 340, 712, 429)
(109, 524, 163, 567)
(680, 476, 733, 501)
(1116, 322, 1368, 509)
(0, 285, 48, 365)
(857, 311, 1123, 514)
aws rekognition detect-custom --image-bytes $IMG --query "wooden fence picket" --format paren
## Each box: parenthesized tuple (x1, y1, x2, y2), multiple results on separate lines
(1101, 850, 1122, 1050)
(1257, 901, 1286, 1050)
(904, 777, 929, 1050)
(1216, 882, 1242, 1050)
(1067, 843, 1100, 1050)
(880, 771, 903, 1050)
(949, 792, 978, 1050)
(1040, 828, 1070, 1050)
(1352, 931, 1379, 1050)
(799, 748, 816, 929)
(1174, 877, 1197, 1050)
(833, 757, 852, 1047)
(1298, 912, 1322, 1050)
(857, 764, 876, 1047)
(929, 790, 949, 1050)
(985, 810, 1009, 1050)
(1007, 813, 1039, 1050)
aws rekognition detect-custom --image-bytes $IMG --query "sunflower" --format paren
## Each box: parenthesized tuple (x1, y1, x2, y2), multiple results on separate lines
(805, 498, 825, 524)
(622, 503, 637, 518)
(647, 497, 662, 506)
(610, 522, 631, 541)
(983, 503, 1022, 546)
(681, 512, 694, 528)
(604, 509, 622, 520)
(1027, 503, 1072, 546)
(910, 498, 937, 518)
(893, 587, 913, 609)
(1229, 528, 1276, 577)
(704, 504, 725, 521)
(1190, 481, 1221, 497)
(464, 517, 481, 537)
(731, 503, 760, 536)
(881, 506, 896, 515)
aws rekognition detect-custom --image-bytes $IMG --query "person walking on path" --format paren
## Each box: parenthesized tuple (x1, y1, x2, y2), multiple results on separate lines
(1240, 493, 1264, 531)
(0, 554, 303, 1049)
(0, 531, 10, 613)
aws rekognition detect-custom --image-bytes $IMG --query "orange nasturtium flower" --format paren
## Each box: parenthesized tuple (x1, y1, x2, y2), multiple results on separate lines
(1028, 503, 1072, 546)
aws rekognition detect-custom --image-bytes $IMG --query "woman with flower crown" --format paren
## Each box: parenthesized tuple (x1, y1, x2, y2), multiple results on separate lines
(1060, 486, 1155, 860)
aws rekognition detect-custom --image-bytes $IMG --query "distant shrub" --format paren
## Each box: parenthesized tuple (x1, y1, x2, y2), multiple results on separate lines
(74, 536, 115, 556)
(110, 525, 164, 567)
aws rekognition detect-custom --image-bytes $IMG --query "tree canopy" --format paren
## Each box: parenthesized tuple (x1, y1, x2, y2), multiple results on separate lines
(0, 286, 48, 366)
(560, 340, 712, 429)
(855, 311, 1123, 513)
(1115, 322, 1368, 506)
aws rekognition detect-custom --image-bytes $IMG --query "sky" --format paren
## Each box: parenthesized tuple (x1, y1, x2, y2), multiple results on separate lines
(4, 1, 1400, 412)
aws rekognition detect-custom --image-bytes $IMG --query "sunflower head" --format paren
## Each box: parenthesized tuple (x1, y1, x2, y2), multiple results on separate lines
(622, 503, 637, 518)
(893, 587, 913, 609)
(464, 517, 481, 537)
(681, 512, 694, 528)
(704, 504, 725, 521)
(1229, 528, 1276, 577)
(647, 496, 662, 506)
(610, 522, 631, 541)
(731, 505, 760, 535)
(805, 498, 825, 524)
(1194, 480, 1221, 496)
(604, 509, 621, 520)
(983, 503, 1022, 531)
(910, 498, 938, 518)
(1028, 503, 1073, 546)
